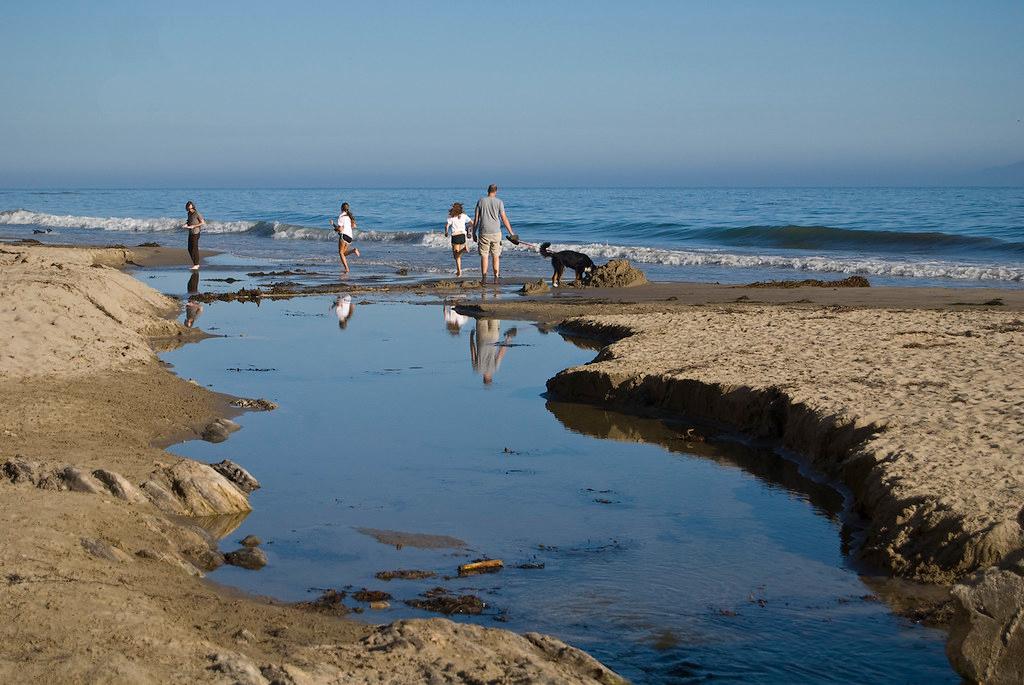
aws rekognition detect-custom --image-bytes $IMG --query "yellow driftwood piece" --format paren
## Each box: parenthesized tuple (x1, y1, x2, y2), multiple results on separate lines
(457, 559, 504, 576)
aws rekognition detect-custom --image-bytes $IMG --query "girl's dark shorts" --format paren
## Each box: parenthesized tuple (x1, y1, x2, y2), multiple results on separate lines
(341, 234, 354, 244)
(451, 234, 466, 246)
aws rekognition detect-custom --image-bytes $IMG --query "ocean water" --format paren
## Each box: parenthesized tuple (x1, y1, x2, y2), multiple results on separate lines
(160, 294, 955, 684)
(2, 187, 1022, 286)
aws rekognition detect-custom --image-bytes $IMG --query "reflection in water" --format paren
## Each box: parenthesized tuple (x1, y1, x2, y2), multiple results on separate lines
(187, 270, 200, 295)
(545, 400, 845, 519)
(187, 511, 251, 540)
(184, 301, 203, 328)
(470, 318, 516, 384)
(443, 303, 470, 336)
(164, 299, 954, 683)
(331, 295, 355, 329)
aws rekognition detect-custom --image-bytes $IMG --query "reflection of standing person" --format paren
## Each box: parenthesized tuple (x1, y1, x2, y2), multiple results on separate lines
(183, 200, 205, 270)
(443, 303, 470, 336)
(331, 295, 355, 329)
(187, 270, 200, 295)
(472, 184, 515, 284)
(470, 318, 516, 384)
(184, 301, 203, 328)
(330, 202, 361, 273)
(444, 202, 473, 277)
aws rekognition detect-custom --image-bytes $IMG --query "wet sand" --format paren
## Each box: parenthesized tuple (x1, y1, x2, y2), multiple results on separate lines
(0, 243, 623, 684)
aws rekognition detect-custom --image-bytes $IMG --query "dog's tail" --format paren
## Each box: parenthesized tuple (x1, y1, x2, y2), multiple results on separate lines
(539, 242, 552, 257)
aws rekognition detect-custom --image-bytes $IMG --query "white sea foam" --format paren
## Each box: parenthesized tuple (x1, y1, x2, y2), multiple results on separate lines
(0, 209, 258, 234)
(4, 209, 1020, 282)
(531, 241, 1024, 282)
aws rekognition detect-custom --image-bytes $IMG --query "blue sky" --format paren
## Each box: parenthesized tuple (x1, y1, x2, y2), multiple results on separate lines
(1, 1, 1022, 186)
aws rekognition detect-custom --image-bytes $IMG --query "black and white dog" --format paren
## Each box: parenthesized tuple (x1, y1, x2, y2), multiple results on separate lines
(539, 242, 595, 287)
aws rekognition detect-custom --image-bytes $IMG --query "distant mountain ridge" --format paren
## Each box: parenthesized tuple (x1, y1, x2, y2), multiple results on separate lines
(969, 160, 1024, 186)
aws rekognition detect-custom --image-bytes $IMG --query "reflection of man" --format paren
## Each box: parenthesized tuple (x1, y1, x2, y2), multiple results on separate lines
(331, 295, 355, 329)
(187, 270, 200, 295)
(470, 318, 516, 384)
(444, 304, 470, 336)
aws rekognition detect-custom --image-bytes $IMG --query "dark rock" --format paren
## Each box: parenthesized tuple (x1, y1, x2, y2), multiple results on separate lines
(182, 547, 225, 572)
(240, 534, 262, 547)
(374, 569, 437, 581)
(744, 275, 870, 288)
(352, 589, 392, 603)
(296, 589, 349, 616)
(210, 459, 260, 494)
(405, 588, 485, 615)
(229, 398, 278, 411)
(224, 547, 267, 570)
(2, 459, 39, 485)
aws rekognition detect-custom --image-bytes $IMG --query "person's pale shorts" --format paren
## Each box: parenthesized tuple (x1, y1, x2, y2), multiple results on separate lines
(478, 234, 502, 257)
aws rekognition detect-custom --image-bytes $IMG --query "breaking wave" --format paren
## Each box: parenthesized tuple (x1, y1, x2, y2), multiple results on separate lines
(3, 209, 1021, 282)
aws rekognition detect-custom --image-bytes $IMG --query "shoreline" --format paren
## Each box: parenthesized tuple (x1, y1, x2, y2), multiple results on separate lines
(0, 243, 624, 684)
(459, 289, 1024, 683)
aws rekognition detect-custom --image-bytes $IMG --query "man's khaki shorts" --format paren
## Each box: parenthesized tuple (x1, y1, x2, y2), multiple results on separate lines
(477, 234, 502, 257)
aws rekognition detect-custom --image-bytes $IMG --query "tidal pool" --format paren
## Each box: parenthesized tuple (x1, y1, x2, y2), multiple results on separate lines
(162, 295, 954, 683)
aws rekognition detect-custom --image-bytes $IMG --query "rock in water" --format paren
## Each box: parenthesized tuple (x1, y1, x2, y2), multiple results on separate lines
(210, 459, 260, 494)
(224, 546, 267, 570)
(201, 418, 241, 443)
(518, 280, 550, 295)
(229, 398, 278, 411)
(587, 260, 647, 288)
(240, 534, 262, 547)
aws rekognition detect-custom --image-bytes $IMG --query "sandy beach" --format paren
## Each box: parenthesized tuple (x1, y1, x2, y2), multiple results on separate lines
(0, 243, 624, 684)
(2, 241, 1022, 682)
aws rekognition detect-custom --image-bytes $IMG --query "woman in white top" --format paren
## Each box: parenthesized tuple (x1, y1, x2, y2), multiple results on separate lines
(330, 202, 361, 273)
(443, 202, 474, 277)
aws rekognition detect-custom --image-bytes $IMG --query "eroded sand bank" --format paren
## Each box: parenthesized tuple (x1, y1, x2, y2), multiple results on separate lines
(0, 244, 624, 684)
(463, 284, 1024, 684)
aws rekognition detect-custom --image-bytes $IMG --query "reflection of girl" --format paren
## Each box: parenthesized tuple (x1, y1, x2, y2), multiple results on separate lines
(184, 301, 203, 328)
(444, 202, 473, 277)
(330, 202, 360, 273)
(183, 200, 205, 270)
(331, 295, 355, 329)
(443, 303, 470, 336)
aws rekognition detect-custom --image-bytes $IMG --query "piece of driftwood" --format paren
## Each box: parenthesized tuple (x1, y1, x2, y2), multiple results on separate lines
(457, 559, 504, 576)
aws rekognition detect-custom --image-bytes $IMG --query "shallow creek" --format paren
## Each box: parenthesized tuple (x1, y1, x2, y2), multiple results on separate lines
(161, 293, 954, 683)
